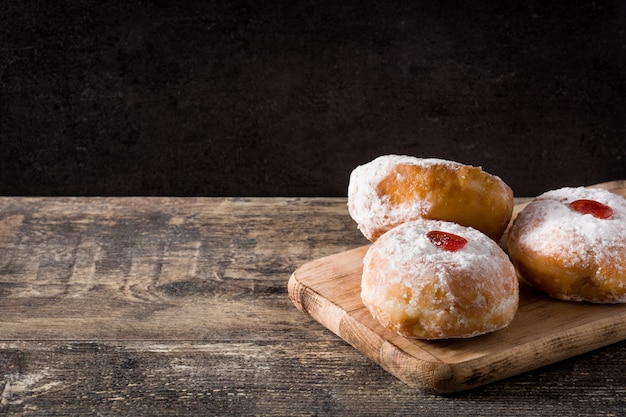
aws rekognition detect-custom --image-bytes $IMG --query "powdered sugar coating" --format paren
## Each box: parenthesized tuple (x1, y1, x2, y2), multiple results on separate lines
(347, 154, 513, 242)
(361, 219, 519, 339)
(348, 155, 460, 240)
(507, 187, 626, 303)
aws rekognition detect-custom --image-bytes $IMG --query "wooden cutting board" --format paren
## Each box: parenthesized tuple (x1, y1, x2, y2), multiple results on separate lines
(288, 180, 626, 394)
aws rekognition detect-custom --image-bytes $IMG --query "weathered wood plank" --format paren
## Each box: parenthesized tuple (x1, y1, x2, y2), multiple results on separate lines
(1, 340, 626, 416)
(0, 198, 368, 341)
(1, 194, 626, 415)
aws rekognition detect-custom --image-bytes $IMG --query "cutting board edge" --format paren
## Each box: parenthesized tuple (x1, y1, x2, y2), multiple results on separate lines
(430, 310, 626, 393)
(290, 259, 626, 394)
(288, 269, 452, 393)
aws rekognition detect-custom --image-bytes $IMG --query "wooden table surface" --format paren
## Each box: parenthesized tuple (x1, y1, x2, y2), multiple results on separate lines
(1, 195, 626, 416)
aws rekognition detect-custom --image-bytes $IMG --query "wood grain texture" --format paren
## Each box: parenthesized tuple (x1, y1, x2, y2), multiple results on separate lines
(289, 180, 626, 394)
(0, 197, 365, 341)
(1, 190, 626, 416)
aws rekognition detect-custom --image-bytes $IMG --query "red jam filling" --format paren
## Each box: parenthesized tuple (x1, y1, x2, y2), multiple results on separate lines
(568, 199, 613, 219)
(427, 230, 467, 252)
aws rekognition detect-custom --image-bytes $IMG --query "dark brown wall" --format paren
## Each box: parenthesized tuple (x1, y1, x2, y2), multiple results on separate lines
(1, 1, 625, 197)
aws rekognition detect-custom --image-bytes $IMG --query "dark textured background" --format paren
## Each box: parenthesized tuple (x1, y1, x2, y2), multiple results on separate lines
(1, 0, 625, 197)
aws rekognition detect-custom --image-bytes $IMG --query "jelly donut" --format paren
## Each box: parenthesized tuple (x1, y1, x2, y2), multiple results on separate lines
(361, 219, 519, 339)
(347, 155, 514, 242)
(507, 187, 626, 303)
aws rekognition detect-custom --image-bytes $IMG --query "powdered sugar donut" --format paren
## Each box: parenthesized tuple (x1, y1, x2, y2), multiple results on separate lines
(361, 219, 519, 339)
(507, 187, 626, 303)
(347, 155, 514, 242)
